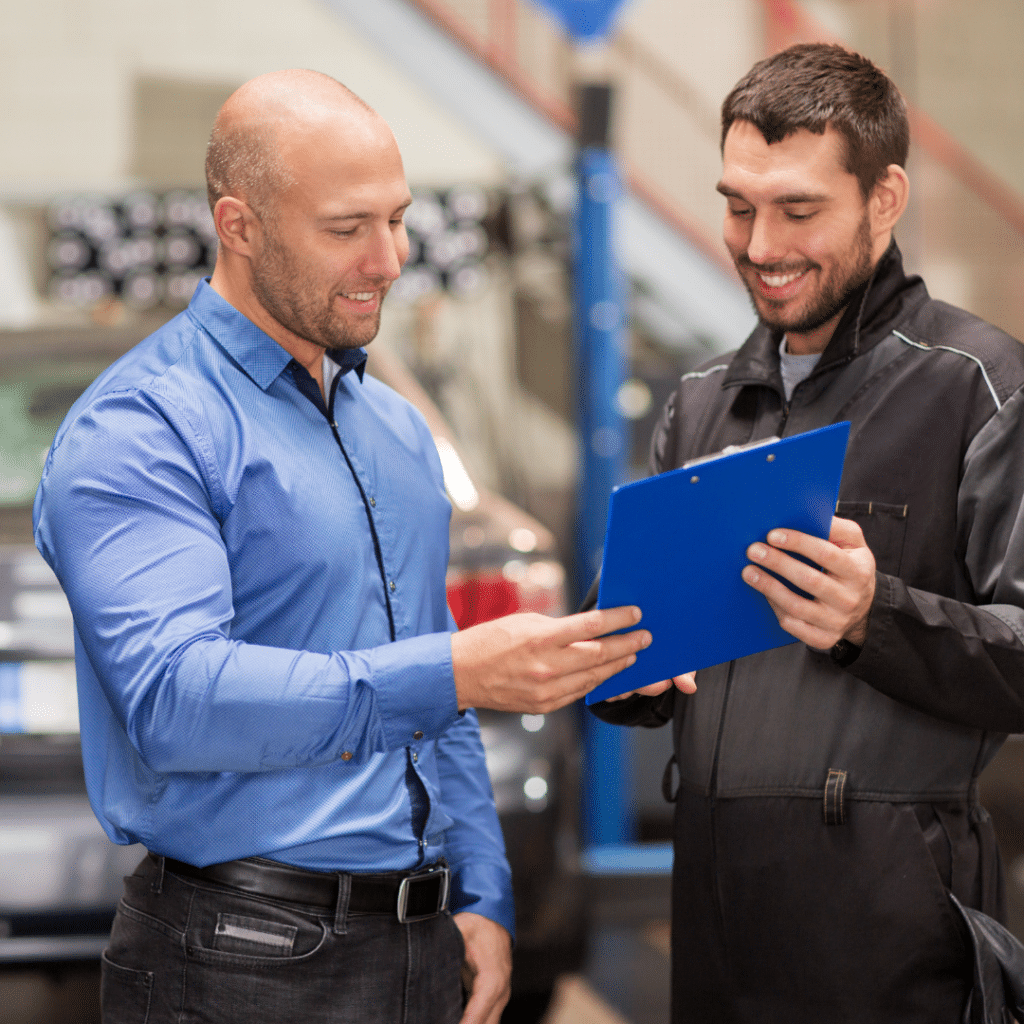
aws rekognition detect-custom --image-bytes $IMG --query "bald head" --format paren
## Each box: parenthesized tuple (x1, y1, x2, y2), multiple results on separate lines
(205, 70, 377, 223)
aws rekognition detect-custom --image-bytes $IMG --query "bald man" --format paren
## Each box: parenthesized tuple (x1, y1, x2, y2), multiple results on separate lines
(34, 70, 651, 1024)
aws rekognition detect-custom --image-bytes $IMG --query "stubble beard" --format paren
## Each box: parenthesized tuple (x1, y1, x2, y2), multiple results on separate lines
(738, 212, 874, 336)
(250, 222, 383, 352)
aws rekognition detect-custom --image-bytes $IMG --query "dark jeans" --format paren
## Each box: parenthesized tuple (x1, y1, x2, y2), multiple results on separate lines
(101, 854, 465, 1024)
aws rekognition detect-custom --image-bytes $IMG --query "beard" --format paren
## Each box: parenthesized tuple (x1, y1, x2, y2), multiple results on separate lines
(737, 211, 874, 336)
(249, 223, 384, 351)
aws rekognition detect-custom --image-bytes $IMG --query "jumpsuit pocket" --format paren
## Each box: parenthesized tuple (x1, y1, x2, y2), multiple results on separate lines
(835, 500, 908, 576)
(897, 803, 971, 962)
(101, 950, 154, 1024)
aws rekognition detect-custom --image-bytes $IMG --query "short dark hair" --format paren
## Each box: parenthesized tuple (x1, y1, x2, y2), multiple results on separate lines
(721, 43, 910, 198)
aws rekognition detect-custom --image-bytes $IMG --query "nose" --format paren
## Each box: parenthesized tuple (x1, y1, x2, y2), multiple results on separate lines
(362, 222, 406, 282)
(745, 213, 785, 267)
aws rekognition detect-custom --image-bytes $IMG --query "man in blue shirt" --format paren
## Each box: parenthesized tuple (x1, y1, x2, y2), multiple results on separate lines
(33, 70, 650, 1024)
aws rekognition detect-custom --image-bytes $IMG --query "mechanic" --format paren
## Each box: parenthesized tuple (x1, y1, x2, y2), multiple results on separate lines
(33, 70, 652, 1024)
(591, 43, 1024, 1023)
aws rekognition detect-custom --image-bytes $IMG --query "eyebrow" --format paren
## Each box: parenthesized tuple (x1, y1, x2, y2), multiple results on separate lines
(716, 183, 830, 205)
(319, 200, 413, 224)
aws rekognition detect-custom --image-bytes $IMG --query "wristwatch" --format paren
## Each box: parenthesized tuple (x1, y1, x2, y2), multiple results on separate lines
(830, 637, 862, 667)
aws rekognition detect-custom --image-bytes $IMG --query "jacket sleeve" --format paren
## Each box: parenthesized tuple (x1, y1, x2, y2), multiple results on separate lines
(849, 386, 1024, 732)
(33, 389, 460, 774)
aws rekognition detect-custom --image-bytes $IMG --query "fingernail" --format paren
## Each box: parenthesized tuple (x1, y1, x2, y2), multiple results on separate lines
(627, 654, 637, 666)
(632, 606, 642, 622)
(744, 567, 760, 584)
(641, 631, 652, 648)
(749, 544, 766, 560)
(769, 530, 787, 545)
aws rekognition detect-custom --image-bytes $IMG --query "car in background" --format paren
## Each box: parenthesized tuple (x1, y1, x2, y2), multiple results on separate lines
(0, 332, 584, 1024)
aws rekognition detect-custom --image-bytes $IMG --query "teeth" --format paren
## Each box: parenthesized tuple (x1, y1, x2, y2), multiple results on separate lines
(759, 270, 804, 288)
(343, 292, 376, 301)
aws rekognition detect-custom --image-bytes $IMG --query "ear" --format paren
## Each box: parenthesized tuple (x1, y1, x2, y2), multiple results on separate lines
(212, 196, 262, 258)
(869, 164, 910, 236)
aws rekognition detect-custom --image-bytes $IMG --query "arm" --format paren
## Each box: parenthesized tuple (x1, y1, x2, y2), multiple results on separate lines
(742, 390, 1024, 732)
(434, 707, 513, 1024)
(36, 392, 652, 774)
(35, 391, 456, 773)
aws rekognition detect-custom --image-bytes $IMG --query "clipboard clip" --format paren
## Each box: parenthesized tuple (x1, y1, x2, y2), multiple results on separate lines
(682, 436, 781, 470)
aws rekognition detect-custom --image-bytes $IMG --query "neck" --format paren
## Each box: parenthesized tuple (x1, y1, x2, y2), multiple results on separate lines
(783, 309, 845, 356)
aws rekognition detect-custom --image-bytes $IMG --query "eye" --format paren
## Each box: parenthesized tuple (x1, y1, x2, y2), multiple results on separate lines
(728, 205, 753, 219)
(784, 209, 815, 222)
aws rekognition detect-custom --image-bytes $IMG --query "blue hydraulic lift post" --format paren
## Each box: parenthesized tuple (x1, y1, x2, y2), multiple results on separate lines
(532, 0, 637, 848)
(573, 89, 634, 847)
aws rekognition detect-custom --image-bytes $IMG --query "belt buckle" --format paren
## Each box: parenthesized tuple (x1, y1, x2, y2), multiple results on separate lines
(396, 864, 450, 924)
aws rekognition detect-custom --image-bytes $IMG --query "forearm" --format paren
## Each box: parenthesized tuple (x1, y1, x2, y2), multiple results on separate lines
(435, 711, 515, 937)
(125, 630, 458, 773)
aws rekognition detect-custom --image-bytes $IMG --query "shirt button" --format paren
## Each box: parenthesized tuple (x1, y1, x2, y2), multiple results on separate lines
(389, 580, 396, 592)
(370, 497, 376, 507)
(412, 752, 419, 763)
(341, 751, 353, 761)
(413, 731, 424, 741)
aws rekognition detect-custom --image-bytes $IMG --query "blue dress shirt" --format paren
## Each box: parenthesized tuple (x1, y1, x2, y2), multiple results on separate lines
(33, 281, 513, 934)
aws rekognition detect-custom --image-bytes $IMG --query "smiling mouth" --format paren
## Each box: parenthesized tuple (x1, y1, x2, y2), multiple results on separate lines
(757, 269, 807, 289)
(341, 291, 378, 302)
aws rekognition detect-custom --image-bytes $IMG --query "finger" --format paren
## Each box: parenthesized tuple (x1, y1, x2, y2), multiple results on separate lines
(828, 515, 867, 549)
(458, 982, 499, 1024)
(761, 594, 843, 649)
(538, 629, 650, 690)
(458, 970, 507, 1024)
(761, 526, 860, 580)
(554, 605, 643, 645)
(747, 541, 835, 599)
(759, 527, 837, 572)
(742, 562, 819, 620)
(751, 578, 854, 650)
(545, 649, 647, 708)
(606, 678, 675, 701)
(565, 628, 652, 667)
(674, 671, 697, 694)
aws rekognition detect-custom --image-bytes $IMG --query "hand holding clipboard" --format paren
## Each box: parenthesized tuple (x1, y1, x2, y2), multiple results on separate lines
(589, 422, 860, 704)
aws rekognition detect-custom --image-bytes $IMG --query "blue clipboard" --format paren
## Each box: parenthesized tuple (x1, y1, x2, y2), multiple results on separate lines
(588, 421, 851, 704)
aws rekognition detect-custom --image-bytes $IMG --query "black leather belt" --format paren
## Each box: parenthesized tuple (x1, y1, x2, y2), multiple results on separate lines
(158, 854, 450, 923)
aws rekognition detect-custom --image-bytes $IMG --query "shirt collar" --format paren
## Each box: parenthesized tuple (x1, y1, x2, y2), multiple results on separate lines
(186, 279, 367, 390)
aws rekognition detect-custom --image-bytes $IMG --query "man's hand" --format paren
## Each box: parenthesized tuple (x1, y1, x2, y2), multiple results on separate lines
(605, 672, 697, 702)
(453, 912, 512, 1024)
(741, 516, 875, 649)
(451, 606, 652, 712)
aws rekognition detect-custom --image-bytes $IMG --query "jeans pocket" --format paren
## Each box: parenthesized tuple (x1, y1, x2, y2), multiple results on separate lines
(185, 893, 327, 967)
(212, 913, 298, 957)
(101, 950, 154, 1024)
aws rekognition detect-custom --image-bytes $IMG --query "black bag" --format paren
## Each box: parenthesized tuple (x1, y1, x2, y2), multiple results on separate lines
(951, 893, 1024, 1024)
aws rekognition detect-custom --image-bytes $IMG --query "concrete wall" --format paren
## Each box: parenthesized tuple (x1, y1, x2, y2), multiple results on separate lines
(0, 0, 506, 194)
(802, 0, 1024, 198)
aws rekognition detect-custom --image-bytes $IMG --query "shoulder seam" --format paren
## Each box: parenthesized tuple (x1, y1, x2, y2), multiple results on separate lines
(892, 330, 1002, 411)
